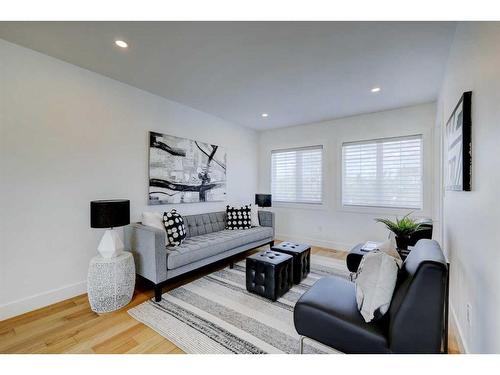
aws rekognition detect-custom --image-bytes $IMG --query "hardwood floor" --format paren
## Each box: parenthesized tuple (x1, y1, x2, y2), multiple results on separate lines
(0, 244, 460, 354)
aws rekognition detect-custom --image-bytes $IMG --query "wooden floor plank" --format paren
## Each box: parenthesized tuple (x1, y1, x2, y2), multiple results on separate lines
(12, 302, 94, 336)
(1, 308, 100, 353)
(34, 337, 80, 354)
(0, 243, 460, 354)
(126, 335, 177, 354)
(0, 299, 77, 331)
(67, 316, 141, 353)
(92, 324, 145, 353)
(0, 327, 15, 340)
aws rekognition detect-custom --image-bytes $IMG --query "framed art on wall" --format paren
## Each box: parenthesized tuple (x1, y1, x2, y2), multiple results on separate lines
(445, 91, 472, 191)
(148, 131, 227, 204)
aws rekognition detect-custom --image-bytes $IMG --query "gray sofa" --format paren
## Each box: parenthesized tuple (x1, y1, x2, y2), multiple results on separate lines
(124, 210, 275, 301)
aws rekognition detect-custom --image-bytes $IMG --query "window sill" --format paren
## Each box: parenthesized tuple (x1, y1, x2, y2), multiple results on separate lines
(339, 204, 427, 217)
(272, 202, 327, 211)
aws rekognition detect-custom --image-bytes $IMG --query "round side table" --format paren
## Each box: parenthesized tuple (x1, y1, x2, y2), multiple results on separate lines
(87, 251, 135, 313)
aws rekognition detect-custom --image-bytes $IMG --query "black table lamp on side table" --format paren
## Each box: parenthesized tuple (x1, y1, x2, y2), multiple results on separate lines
(255, 194, 272, 208)
(90, 199, 130, 258)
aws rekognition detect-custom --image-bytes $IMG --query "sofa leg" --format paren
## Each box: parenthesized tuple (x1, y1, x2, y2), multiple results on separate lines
(270, 240, 275, 248)
(229, 262, 234, 269)
(299, 336, 305, 354)
(154, 284, 162, 302)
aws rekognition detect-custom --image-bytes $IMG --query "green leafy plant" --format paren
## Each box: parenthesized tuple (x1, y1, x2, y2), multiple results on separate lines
(374, 212, 423, 237)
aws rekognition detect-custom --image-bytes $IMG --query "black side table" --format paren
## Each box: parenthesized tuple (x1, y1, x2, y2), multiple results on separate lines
(347, 243, 411, 274)
(346, 243, 367, 273)
(272, 242, 311, 284)
(397, 247, 412, 260)
(246, 250, 293, 301)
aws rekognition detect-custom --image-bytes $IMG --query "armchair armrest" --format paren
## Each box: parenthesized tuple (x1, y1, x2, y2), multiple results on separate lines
(258, 210, 275, 238)
(124, 223, 167, 284)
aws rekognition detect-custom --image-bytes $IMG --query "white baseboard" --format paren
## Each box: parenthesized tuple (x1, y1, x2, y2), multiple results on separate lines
(450, 304, 469, 353)
(276, 232, 353, 252)
(0, 281, 87, 321)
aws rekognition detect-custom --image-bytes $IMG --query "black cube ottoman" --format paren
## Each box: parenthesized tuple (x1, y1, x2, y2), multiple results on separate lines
(246, 250, 293, 301)
(272, 242, 311, 284)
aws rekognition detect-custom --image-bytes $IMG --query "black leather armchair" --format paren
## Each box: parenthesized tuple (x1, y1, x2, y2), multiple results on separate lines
(294, 239, 448, 353)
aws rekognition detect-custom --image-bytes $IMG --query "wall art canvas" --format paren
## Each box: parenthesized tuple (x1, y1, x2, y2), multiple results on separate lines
(148, 131, 227, 204)
(445, 91, 472, 191)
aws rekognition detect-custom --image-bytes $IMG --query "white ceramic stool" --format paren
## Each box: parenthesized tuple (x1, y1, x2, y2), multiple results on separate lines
(87, 251, 135, 313)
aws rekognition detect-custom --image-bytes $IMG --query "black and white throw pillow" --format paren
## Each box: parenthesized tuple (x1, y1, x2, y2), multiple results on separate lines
(225, 205, 252, 230)
(163, 209, 186, 246)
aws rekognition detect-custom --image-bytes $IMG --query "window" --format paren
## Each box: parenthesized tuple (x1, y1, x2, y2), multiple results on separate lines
(271, 146, 323, 204)
(342, 135, 423, 209)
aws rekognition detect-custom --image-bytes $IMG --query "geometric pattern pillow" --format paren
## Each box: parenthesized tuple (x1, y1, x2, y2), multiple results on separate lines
(163, 209, 186, 247)
(225, 205, 251, 230)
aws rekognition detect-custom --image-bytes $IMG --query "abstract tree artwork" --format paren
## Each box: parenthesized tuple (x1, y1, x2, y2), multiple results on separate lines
(445, 91, 472, 191)
(148, 131, 227, 204)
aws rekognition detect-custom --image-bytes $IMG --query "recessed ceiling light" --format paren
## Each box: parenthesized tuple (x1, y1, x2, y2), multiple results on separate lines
(261, 113, 269, 118)
(115, 40, 128, 48)
(371, 87, 381, 93)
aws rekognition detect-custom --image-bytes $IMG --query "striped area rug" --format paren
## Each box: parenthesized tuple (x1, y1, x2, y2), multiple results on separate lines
(128, 253, 350, 354)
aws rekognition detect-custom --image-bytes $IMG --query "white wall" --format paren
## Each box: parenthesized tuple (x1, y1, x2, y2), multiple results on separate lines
(258, 103, 437, 250)
(436, 22, 500, 353)
(0, 39, 258, 320)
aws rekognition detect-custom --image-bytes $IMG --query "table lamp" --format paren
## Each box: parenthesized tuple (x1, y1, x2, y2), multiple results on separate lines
(90, 199, 130, 258)
(255, 194, 272, 208)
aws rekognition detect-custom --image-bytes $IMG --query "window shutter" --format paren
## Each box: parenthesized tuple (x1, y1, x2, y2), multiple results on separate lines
(342, 135, 423, 209)
(271, 146, 323, 204)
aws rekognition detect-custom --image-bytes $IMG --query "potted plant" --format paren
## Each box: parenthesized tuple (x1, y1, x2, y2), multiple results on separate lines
(374, 213, 423, 250)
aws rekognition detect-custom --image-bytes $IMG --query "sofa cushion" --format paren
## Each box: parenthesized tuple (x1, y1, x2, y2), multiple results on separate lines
(166, 226, 273, 270)
(250, 204, 260, 227)
(294, 276, 390, 353)
(355, 250, 399, 322)
(183, 212, 226, 238)
(142, 212, 168, 244)
(225, 205, 251, 230)
(163, 209, 186, 246)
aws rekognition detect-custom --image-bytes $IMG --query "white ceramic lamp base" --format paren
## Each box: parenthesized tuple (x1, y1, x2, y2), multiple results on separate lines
(97, 229, 124, 258)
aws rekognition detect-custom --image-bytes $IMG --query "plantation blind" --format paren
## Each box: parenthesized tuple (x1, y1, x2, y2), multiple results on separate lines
(271, 146, 323, 204)
(342, 135, 423, 209)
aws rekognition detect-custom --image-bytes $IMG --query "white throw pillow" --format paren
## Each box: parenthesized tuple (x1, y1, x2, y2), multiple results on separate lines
(142, 212, 168, 245)
(377, 239, 403, 268)
(355, 250, 399, 323)
(250, 204, 260, 227)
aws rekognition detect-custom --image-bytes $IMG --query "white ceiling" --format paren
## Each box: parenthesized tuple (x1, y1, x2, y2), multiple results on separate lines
(0, 22, 456, 130)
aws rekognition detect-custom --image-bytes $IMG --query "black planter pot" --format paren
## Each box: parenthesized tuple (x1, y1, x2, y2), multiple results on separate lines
(395, 235, 411, 250)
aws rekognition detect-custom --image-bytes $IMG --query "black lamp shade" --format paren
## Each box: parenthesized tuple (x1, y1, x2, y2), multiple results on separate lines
(255, 194, 272, 207)
(90, 200, 130, 228)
